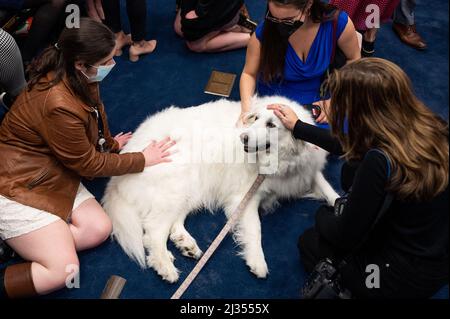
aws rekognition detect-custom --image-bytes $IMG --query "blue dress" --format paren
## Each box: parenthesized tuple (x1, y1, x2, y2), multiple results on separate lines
(255, 12, 349, 128)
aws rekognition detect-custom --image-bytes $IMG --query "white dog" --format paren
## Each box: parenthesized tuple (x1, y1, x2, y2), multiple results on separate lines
(102, 96, 339, 283)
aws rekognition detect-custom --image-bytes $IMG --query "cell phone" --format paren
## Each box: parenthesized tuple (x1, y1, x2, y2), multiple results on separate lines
(304, 104, 322, 120)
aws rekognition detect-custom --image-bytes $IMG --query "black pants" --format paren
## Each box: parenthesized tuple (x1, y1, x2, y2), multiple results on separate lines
(20, 0, 67, 62)
(299, 160, 448, 299)
(103, 0, 147, 42)
(298, 219, 448, 299)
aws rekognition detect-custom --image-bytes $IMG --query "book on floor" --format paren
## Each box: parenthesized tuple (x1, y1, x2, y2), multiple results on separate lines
(204, 71, 237, 98)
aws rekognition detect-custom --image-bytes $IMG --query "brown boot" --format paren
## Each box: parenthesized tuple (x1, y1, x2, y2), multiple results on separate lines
(1, 262, 37, 298)
(392, 22, 427, 50)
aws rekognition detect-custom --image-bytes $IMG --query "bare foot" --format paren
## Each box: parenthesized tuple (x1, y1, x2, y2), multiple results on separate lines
(129, 40, 157, 62)
(115, 31, 132, 57)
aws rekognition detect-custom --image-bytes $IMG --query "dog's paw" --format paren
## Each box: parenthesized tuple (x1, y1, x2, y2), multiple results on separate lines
(170, 232, 203, 260)
(161, 267, 180, 283)
(181, 246, 203, 260)
(147, 254, 180, 283)
(179, 240, 203, 260)
(247, 259, 269, 279)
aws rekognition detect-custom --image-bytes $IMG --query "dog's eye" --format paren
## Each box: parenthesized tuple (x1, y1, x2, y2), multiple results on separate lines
(266, 122, 276, 128)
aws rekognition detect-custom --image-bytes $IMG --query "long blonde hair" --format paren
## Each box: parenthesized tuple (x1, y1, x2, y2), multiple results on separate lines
(326, 58, 449, 201)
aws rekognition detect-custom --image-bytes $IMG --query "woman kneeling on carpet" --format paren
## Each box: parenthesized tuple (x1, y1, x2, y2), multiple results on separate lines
(174, 0, 254, 53)
(0, 18, 175, 298)
(270, 58, 449, 298)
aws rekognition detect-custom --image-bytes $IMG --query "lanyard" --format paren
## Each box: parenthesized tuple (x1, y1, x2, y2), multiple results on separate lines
(93, 107, 106, 152)
(171, 175, 266, 299)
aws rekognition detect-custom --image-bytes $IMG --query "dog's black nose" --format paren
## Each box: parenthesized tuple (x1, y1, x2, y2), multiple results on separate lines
(240, 133, 249, 144)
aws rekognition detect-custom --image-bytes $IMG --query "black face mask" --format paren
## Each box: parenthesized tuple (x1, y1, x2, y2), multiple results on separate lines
(276, 20, 304, 39)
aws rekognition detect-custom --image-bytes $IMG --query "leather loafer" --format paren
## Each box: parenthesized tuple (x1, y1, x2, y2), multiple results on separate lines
(393, 22, 427, 50)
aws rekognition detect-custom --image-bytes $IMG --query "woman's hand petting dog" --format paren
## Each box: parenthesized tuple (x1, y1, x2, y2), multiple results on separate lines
(114, 132, 133, 150)
(267, 104, 299, 131)
(143, 137, 176, 167)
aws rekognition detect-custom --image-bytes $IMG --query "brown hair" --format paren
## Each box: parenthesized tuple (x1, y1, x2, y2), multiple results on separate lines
(325, 58, 449, 201)
(259, 0, 337, 83)
(27, 18, 116, 108)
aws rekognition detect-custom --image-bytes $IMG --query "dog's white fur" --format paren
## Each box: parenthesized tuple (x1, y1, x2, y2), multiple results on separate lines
(102, 96, 339, 283)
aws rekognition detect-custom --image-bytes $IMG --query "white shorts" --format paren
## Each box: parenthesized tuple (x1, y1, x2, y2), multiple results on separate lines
(0, 183, 94, 240)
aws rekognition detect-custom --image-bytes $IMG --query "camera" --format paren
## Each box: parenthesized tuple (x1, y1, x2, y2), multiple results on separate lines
(301, 258, 352, 299)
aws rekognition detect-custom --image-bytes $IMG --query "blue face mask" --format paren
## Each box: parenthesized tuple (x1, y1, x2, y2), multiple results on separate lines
(82, 59, 116, 83)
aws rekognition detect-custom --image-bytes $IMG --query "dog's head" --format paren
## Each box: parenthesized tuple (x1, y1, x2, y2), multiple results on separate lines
(240, 107, 278, 153)
(239, 96, 315, 174)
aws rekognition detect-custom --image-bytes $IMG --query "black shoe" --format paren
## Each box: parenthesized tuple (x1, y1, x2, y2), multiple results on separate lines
(237, 13, 257, 34)
(361, 39, 375, 57)
(0, 239, 15, 264)
(0, 267, 6, 298)
(0, 92, 8, 112)
(0, 91, 14, 111)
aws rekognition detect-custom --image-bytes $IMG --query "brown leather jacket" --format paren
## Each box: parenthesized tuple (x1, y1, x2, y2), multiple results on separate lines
(0, 73, 145, 221)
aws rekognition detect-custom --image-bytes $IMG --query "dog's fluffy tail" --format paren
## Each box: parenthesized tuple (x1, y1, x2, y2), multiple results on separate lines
(102, 184, 146, 268)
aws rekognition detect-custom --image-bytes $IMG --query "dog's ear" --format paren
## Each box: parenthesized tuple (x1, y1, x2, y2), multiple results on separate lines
(242, 111, 258, 126)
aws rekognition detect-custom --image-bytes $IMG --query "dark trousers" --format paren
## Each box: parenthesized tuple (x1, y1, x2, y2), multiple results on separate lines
(20, 0, 67, 62)
(103, 0, 147, 42)
(394, 0, 416, 26)
(298, 225, 389, 298)
(299, 226, 448, 298)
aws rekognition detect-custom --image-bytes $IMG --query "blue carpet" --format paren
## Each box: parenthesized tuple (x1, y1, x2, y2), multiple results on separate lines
(12, 0, 450, 299)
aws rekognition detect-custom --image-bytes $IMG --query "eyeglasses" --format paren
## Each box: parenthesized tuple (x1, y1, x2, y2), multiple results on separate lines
(265, 10, 303, 26)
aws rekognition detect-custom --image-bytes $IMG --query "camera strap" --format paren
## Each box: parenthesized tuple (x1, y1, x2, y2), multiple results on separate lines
(337, 149, 394, 269)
